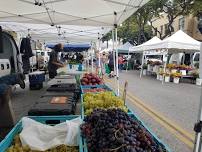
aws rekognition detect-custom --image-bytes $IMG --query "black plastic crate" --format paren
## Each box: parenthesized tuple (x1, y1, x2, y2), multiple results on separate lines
(47, 83, 78, 92)
(28, 96, 76, 116)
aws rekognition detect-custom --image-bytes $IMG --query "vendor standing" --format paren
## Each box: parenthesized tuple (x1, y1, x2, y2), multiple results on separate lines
(48, 43, 64, 79)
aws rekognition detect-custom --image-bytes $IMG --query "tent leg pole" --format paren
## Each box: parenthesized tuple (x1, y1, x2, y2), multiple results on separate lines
(98, 34, 101, 76)
(140, 53, 144, 78)
(112, 29, 116, 77)
(91, 49, 94, 73)
(115, 27, 119, 96)
(162, 51, 167, 85)
(126, 50, 129, 72)
(193, 43, 202, 152)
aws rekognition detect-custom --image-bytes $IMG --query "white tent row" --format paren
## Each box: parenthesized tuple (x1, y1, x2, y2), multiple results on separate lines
(118, 42, 133, 53)
(129, 30, 201, 78)
(0, 0, 150, 96)
(0, 0, 148, 27)
(129, 36, 162, 53)
(148, 30, 201, 52)
(130, 30, 201, 53)
(0, 22, 112, 43)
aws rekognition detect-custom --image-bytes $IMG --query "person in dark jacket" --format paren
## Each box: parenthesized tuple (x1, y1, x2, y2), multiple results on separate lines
(20, 37, 33, 74)
(108, 52, 115, 77)
(48, 43, 64, 79)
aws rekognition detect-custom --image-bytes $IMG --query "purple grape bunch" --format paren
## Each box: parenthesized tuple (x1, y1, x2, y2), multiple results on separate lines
(81, 109, 166, 152)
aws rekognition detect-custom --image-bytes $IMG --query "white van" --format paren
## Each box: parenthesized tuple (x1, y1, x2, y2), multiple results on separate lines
(169, 52, 200, 68)
(0, 59, 11, 77)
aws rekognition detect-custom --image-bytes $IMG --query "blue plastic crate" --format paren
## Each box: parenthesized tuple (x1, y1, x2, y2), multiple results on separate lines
(80, 84, 113, 94)
(82, 112, 171, 152)
(0, 115, 83, 152)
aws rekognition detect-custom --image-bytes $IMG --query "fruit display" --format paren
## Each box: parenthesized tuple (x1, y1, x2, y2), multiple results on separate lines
(81, 109, 166, 152)
(83, 91, 127, 115)
(81, 73, 103, 85)
(83, 88, 106, 93)
(6, 134, 79, 152)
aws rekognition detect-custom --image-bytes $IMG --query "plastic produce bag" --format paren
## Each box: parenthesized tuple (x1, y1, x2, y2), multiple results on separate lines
(19, 117, 81, 151)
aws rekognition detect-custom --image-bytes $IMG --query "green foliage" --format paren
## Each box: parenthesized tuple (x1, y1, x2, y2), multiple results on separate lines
(190, 0, 202, 17)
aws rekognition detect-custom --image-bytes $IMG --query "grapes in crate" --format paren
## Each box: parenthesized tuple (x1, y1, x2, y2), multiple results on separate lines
(83, 92, 128, 115)
(81, 109, 166, 152)
(6, 134, 79, 152)
(83, 88, 106, 93)
(81, 73, 103, 85)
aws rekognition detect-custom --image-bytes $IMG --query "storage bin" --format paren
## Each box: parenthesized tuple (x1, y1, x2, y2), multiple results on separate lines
(28, 96, 76, 116)
(0, 115, 83, 152)
(82, 113, 171, 152)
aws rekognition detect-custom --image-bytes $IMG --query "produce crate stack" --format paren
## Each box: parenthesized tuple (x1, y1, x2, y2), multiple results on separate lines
(0, 71, 171, 152)
(28, 95, 77, 116)
(0, 115, 83, 152)
(80, 73, 104, 86)
(79, 73, 171, 152)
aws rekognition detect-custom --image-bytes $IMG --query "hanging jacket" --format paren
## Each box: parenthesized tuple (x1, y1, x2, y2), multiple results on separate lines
(20, 38, 33, 58)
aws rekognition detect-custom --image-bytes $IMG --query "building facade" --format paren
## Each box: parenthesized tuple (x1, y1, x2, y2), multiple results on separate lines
(151, 13, 202, 41)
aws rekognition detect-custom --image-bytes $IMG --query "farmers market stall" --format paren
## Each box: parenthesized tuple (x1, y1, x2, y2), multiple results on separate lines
(0, 70, 171, 152)
(130, 31, 201, 84)
(0, 0, 174, 151)
(147, 30, 200, 84)
(129, 36, 163, 77)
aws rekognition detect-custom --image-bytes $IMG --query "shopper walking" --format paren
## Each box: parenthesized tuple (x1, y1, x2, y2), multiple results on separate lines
(118, 54, 124, 72)
(108, 52, 115, 78)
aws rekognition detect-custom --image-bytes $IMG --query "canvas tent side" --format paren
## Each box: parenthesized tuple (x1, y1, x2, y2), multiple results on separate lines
(118, 42, 133, 53)
(148, 30, 201, 53)
(129, 36, 162, 53)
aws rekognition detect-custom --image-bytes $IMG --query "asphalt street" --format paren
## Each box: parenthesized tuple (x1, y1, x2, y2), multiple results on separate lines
(105, 70, 201, 152)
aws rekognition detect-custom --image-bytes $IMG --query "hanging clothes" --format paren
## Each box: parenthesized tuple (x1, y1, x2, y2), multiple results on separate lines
(20, 38, 33, 58)
(20, 38, 33, 74)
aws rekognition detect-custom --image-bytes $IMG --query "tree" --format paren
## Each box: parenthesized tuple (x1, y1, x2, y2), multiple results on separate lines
(190, 0, 202, 17)
(162, 0, 193, 37)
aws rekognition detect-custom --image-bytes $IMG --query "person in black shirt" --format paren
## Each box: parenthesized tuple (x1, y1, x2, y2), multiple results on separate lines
(48, 43, 64, 79)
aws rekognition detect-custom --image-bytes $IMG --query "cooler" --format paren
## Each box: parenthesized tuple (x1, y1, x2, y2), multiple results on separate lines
(29, 71, 45, 90)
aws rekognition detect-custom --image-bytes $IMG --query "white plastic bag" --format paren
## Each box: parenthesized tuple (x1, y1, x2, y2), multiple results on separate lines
(19, 117, 81, 151)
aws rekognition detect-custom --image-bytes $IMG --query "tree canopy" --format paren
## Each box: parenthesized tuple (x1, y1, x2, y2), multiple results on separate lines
(102, 0, 202, 45)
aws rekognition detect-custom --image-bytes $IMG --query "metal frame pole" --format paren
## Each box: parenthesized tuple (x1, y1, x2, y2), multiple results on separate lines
(194, 42, 202, 152)
(162, 50, 168, 84)
(115, 27, 120, 96)
(98, 33, 101, 75)
(140, 52, 145, 78)
(91, 48, 94, 73)
(112, 29, 116, 75)
(126, 50, 129, 72)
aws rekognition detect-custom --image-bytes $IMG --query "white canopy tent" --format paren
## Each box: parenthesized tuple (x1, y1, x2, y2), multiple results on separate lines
(129, 36, 162, 77)
(0, 0, 148, 27)
(137, 30, 201, 81)
(129, 36, 162, 53)
(118, 42, 133, 53)
(0, 22, 111, 43)
(148, 30, 201, 52)
(0, 0, 150, 95)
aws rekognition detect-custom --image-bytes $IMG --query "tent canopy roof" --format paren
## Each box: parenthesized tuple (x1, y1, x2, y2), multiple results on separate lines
(0, 22, 111, 43)
(46, 43, 91, 52)
(0, 0, 148, 27)
(129, 36, 161, 53)
(118, 42, 133, 53)
(148, 30, 201, 53)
